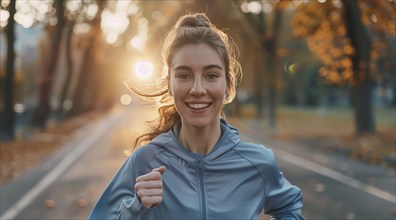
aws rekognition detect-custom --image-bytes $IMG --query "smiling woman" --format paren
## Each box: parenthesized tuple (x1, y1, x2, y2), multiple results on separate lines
(169, 43, 228, 143)
(89, 13, 305, 220)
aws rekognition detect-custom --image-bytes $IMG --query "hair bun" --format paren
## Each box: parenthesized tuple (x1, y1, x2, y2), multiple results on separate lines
(176, 13, 211, 29)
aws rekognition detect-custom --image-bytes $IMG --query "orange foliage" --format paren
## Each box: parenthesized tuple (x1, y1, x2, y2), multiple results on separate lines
(291, 0, 395, 86)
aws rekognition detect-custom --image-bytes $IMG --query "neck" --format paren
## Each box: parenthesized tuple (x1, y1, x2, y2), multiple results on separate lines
(178, 120, 222, 155)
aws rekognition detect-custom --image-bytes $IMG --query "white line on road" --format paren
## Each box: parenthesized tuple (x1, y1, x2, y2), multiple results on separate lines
(242, 135, 396, 204)
(1, 110, 121, 220)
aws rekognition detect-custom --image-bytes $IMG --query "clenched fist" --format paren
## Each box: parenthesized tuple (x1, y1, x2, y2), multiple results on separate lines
(135, 166, 166, 208)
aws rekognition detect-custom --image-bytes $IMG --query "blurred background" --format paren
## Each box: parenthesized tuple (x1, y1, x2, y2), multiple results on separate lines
(0, 0, 395, 219)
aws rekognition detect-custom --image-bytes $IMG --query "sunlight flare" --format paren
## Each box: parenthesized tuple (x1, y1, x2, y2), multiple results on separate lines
(134, 61, 153, 79)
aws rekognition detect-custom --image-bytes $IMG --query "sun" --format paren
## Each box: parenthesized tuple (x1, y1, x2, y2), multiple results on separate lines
(134, 61, 153, 79)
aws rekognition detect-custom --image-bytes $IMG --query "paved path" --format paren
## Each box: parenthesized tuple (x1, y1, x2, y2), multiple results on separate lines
(1, 104, 395, 219)
(1, 104, 153, 219)
(234, 122, 396, 219)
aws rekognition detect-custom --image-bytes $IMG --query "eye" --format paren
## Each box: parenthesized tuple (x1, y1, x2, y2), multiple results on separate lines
(175, 72, 191, 79)
(205, 72, 220, 79)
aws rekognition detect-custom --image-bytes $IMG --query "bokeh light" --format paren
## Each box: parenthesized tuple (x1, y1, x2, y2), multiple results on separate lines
(0, 9, 9, 28)
(101, 9, 129, 44)
(129, 36, 145, 49)
(120, 94, 132, 106)
(134, 61, 153, 79)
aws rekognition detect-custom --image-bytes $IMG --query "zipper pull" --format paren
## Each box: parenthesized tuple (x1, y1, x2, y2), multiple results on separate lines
(198, 158, 203, 168)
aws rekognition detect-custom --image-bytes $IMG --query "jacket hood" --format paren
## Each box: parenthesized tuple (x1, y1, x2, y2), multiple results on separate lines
(149, 118, 240, 162)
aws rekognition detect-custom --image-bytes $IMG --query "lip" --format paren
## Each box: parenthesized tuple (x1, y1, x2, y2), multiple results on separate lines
(185, 102, 212, 111)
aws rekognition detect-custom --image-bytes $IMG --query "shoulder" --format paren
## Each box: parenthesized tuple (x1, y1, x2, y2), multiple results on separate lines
(233, 142, 280, 180)
(117, 143, 167, 179)
(130, 130, 173, 164)
(130, 143, 166, 167)
(234, 141, 276, 162)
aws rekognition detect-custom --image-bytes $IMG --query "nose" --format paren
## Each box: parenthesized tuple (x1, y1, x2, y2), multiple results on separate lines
(189, 78, 207, 96)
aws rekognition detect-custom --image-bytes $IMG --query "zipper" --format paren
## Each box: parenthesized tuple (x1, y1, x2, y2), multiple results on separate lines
(198, 158, 207, 219)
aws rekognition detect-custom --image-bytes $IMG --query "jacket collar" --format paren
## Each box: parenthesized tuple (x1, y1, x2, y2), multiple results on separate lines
(150, 118, 240, 162)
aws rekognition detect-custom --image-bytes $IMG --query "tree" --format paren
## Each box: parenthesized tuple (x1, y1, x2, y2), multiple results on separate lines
(56, 21, 74, 117)
(56, 0, 81, 117)
(238, 1, 290, 128)
(60, 0, 104, 116)
(261, 5, 284, 128)
(1, 0, 16, 140)
(292, 0, 395, 134)
(69, 0, 105, 116)
(343, 0, 375, 133)
(32, 0, 66, 128)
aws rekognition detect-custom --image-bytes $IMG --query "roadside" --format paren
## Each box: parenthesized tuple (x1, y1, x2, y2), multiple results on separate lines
(228, 105, 396, 169)
(228, 106, 396, 218)
(0, 104, 152, 219)
(1, 105, 394, 187)
(0, 110, 105, 186)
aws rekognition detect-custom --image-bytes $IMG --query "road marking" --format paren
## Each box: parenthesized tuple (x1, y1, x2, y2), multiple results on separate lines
(1, 110, 121, 220)
(242, 134, 396, 204)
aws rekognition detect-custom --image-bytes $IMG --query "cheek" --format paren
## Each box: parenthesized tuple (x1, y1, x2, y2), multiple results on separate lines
(170, 82, 188, 99)
(210, 84, 227, 100)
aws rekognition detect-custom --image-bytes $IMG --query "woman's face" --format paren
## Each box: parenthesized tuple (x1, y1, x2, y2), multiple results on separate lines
(169, 43, 227, 129)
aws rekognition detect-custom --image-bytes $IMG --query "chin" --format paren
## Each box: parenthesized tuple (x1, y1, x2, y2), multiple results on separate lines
(184, 117, 219, 129)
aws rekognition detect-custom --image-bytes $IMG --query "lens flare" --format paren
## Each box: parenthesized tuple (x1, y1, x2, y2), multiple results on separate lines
(134, 61, 153, 79)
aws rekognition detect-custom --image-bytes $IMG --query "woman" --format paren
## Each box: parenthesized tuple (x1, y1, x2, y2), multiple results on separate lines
(89, 13, 305, 220)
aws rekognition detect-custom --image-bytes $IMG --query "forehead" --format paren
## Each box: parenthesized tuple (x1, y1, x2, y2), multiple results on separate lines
(171, 43, 225, 70)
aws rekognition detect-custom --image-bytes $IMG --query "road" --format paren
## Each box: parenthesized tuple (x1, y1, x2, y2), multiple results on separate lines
(1, 103, 395, 219)
(239, 131, 395, 219)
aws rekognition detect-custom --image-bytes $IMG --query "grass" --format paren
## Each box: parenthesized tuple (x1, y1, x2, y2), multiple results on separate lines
(231, 104, 395, 167)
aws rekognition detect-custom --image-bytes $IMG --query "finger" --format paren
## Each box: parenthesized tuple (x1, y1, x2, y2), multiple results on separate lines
(152, 166, 166, 175)
(137, 188, 163, 198)
(141, 196, 163, 208)
(135, 180, 163, 191)
(136, 171, 162, 182)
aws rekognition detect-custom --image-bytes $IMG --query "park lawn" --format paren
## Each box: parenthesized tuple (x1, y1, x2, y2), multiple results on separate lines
(233, 105, 395, 167)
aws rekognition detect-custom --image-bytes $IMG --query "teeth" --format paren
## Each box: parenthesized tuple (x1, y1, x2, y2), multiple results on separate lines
(188, 103, 210, 109)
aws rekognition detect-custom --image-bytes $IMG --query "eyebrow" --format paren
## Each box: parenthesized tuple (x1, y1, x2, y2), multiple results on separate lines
(173, 65, 223, 71)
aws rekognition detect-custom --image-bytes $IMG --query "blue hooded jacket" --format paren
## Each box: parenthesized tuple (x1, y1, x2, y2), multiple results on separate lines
(89, 119, 304, 219)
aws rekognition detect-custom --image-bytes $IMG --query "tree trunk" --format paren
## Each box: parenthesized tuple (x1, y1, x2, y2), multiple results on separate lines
(57, 23, 74, 117)
(254, 69, 265, 118)
(32, 0, 65, 128)
(70, 1, 104, 116)
(253, 13, 266, 119)
(263, 7, 283, 128)
(343, 0, 376, 134)
(351, 82, 376, 133)
(1, 0, 16, 140)
(69, 40, 95, 116)
(239, 5, 283, 127)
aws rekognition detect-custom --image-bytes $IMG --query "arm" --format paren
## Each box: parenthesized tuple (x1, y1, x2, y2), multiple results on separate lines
(88, 153, 156, 220)
(263, 150, 305, 220)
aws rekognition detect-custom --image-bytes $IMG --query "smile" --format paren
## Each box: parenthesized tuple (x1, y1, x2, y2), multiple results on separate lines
(186, 103, 211, 110)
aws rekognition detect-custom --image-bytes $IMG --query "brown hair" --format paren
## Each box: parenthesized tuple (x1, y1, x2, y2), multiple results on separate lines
(129, 13, 242, 150)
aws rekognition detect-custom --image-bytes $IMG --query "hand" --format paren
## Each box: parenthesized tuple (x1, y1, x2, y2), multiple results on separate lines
(135, 166, 166, 208)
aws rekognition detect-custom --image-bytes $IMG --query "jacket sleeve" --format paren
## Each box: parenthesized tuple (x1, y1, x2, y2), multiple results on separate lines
(262, 149, 305, 220)
(88, 152, 156, 220)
